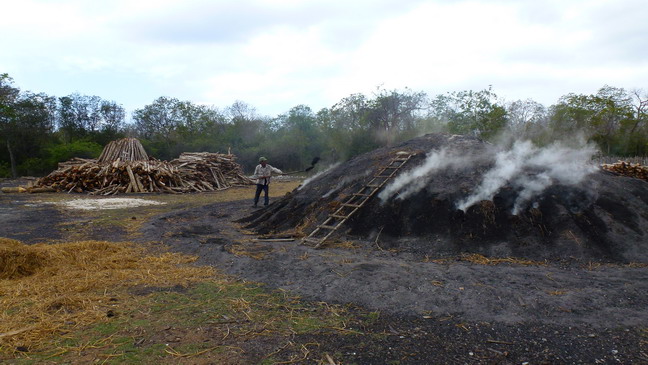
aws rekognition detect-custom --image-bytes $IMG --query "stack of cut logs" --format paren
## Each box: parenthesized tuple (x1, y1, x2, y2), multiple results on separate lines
(170, 152, 252, 189)
(31, 138, 253, 195)
(97, 137, 149, 163)
(601, 161, 648, 182)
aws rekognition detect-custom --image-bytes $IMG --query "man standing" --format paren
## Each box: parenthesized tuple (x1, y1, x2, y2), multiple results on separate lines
(253, 157, 282, 207)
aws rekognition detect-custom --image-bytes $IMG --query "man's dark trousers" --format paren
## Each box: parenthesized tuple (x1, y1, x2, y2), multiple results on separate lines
(254, 184, 269, 206)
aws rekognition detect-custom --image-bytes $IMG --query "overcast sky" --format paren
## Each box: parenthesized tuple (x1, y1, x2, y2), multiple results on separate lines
(2, 0, 647, 117)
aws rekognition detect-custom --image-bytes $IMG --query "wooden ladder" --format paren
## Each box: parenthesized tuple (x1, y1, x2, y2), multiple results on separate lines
(301, 151, 415, 248)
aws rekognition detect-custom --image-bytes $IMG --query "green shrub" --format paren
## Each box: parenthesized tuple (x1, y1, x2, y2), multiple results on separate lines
(0, 162, 10, 178)
(17, 157, 51, 176)
(47, 140, 103, 164)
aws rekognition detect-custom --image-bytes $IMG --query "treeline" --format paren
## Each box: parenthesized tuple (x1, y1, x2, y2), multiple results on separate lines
(1, 72, 647, 178)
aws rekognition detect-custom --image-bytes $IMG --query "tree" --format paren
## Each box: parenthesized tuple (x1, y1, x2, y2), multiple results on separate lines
(365, 87, 427, 146)
(549, 86, 636, 154)
(618, 89, 648, 155)
(506, 99, 548, 137)
(628, 89, 648, 134)
(99, 100, 126, 133)
(133, 97, 182, 140)
(222, 101, 272, 168)
(174, 102, 228, 152)
(589, 86, 634, 154)
(85, 95, 103, 133)
(430, 87, 508, 139)
(0, 73, 20, 176)
(271, 105, 323, 170)
(57, 95, 78, 142)
(56, 93, 104, 141)
(6, 92, 56, 176)
(321, 93, 373, 159)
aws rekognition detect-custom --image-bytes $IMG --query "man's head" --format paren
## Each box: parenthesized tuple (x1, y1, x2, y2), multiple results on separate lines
(259, 156, 267, 166)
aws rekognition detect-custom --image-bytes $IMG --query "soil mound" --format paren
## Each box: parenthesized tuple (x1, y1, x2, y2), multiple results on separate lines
(243, 133, 648, 263)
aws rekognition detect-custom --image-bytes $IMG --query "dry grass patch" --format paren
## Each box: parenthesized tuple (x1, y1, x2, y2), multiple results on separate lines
(430, 253, 547, 266)
(324, 240, 361, 250)
(0, 237, 216, 353)
(225, 242, 274, 260)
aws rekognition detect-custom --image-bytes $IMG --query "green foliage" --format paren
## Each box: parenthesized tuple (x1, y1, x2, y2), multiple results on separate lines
(3, 71, 648, 178)
(550, 85, 647, 155)
(47, 140, 103, 163)
(16, 158, 50, 176)
(268, 105, 323, 169)
(365, 87, 428, 146)
(57, 93, 125, 143)
(0, 161, 10, 178)
(431, 87, 508, 140)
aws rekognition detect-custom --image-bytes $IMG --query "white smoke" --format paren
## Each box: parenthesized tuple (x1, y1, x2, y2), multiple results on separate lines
(378, 148, 478, 202)
(323, 168, 372, 198)
(298, 163, 340, 191)
(456, 141, 536, 211)
(377, 139, 599, 215)
(456, 140, 599, 214)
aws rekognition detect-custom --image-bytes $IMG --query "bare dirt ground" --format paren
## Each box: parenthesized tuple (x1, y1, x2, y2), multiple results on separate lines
(1, 179, 648, 364)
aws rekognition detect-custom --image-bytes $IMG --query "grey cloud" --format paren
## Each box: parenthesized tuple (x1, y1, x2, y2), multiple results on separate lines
(117, 0, 427, 46)
(582, 1, 648, 62)
(496, 0, 648, 67)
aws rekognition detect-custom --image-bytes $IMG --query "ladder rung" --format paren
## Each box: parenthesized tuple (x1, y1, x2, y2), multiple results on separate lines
(360, 185, 379, 190)
(345, 195, 368, 202)
(342, 203, 362, 208)
(353, 193, 371, 196)
(330, 214, 350, 219)
(366, 184, 381, 188)
(318, 224, 338, 230)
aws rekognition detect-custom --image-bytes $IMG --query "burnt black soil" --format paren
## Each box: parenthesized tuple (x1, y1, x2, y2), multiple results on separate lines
(243, 133, 648, 265)
(0, 193, 65, 243)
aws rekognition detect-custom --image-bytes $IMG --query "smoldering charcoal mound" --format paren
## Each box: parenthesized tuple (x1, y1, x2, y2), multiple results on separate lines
(242, 133, 648, 263)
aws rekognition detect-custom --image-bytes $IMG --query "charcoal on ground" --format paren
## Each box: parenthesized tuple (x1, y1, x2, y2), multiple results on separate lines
(243, 133, 648, 264)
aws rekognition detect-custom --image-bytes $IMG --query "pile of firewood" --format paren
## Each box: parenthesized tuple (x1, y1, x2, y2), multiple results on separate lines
(601, 161, 648, 182)
(170, 152, 252, 188)
(31, 137, 254, 195)
(97, 137, 149, 163)
(34, 154, 252, 195)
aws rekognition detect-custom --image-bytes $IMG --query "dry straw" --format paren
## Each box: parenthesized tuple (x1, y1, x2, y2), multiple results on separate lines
(0, 238, 217, 353)
(458, 253, 547, 266)
(430, 253, 547, 266)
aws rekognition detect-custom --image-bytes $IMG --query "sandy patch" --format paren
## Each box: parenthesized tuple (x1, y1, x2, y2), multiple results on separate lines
(60, 198, 166, 210)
